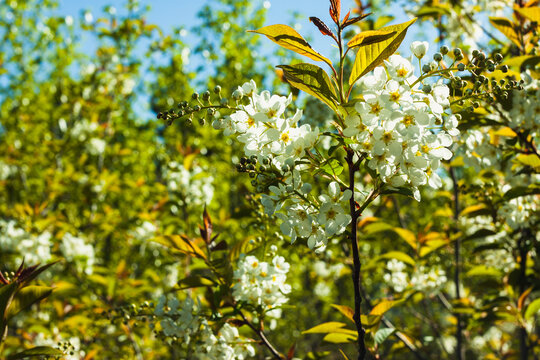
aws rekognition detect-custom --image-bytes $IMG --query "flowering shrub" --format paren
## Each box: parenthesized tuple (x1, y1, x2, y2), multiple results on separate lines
(0, 0, 539, 359)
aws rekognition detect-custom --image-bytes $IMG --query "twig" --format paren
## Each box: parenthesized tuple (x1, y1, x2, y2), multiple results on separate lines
(449, 167, 465, 360)
(347, 150, 367, 360)
(236, 307, 283, 360)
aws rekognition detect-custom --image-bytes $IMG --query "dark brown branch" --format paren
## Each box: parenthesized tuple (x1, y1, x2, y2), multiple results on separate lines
(347, 150, 367, 360)
(449, 167, 465, 360)
(236, 307, 283, 360)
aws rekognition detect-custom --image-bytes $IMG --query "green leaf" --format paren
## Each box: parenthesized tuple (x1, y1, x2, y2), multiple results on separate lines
(339, 349, 351, 360)
(503, 185, 540, 201)
(177, 275, 215, 290)
(0, 282, 18, 338)
(331, 304, 355, 323)
(392, 228, 417, 249)
(489, 17, 521, 47)
(347, 30, 396, 48)
(466, 265, 502, 277)
(380, 186, 414, 198)
(320, 158, 344, 176)
(515, 154, 540, 171)
(515, 6, 540, 23)
(462, 228, 497, 242)
(249, 25, 332, 66)
(374, 328, 396, 345)
(152, 235, 207, 260)
(6, 286, 53, 319)
(378, 251, 415, 266)
(7, 346, 64, 359)
(370, 298, 405, 316)
(524, 298, 540, 320)
(323, 332, 357, 343)
(349, 18, 417, 85)
(277, 63, 338, 110)
(303, 322, 355, 335)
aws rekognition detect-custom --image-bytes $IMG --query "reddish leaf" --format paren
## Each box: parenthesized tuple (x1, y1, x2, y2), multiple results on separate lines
(330, 0, 341, 24)
(343, 13, 371, 27)
(287, 342, 296, 360)
(309, 17, 336, 41)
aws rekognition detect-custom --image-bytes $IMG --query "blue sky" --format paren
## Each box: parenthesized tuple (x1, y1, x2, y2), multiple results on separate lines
(57, 0, 414, 63)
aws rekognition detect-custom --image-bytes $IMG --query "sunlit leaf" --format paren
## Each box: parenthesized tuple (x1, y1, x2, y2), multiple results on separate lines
(392, 228, 416, 249)
(277, 63, 338, 110)
(374, 328, 395, 345)
(347, 30, 396, 48)
(370, 299, 405, 316)
(378, 251, 415, 266)
(349, 18, 417, 85)
(323, 332, 357, 343)
(515, 6, 540, 23)
(7, 346, 64, 359)
(6, 286, 53, 319)
(249, 25, 332, 66)
(331, 304, 354, 323)
(524, 298, 540, 319)
(489, 17, 521, 47)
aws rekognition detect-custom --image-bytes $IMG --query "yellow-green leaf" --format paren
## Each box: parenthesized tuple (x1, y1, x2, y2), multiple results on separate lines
(303, 322, 354, 334)
(152, 235, 207, 260)
(6, 286, 53, 319)
(524, 298, 540, 319)
(331, 304, 355, 323)
(323, 332, 357, 343)
(378, 251, 415, 266)
(370, 299, 405, 316)
(349, 18, 417, 85)
(489, 17, 521, 47)
(392, 227, 417, 249)
(249, 25, 332, 66)
(516, 154, 540, 170)
(339, 349, 351, 360)
(347, 30, 396, 48)
(515, 6, 540, 23)
(277, 63, 338, 110)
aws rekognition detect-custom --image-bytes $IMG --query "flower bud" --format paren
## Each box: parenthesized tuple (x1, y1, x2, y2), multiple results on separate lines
(440, 45, 449, 55)
(422, 84, 432, 94)
(433, 52, 442, 62)
(410, 41, 429, 59)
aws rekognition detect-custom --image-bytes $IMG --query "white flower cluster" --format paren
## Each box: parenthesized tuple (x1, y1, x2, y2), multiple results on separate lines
(153, 295, 255, 359)
(196, 322, 256, 360)
(345, 54, 458, 201)
(70, 118, 106, 156)
(154, 295, 200, 342)
(0, 160, 17, 180)
(213, 80, 319, 168)
(461, 129, 501, 172)
(498, 195, 538, 230)
(265, 179, 351, 251)
(165, 161, 214, 207)
(60, 233, 95, 275)
(505, 71, 540, 139)
(0, 220, 52, 265)
(384, 259, 447, 294)
(232, 255, 291, 317)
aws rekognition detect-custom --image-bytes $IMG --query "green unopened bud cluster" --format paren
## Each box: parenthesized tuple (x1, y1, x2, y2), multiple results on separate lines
(106, 301, 154, 326)
(157, 85, 242, 127)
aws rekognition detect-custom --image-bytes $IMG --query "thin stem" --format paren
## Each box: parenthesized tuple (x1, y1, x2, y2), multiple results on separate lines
(236, 306, 283, 360)
(449, 167, 465, 360)
(346, 150, 367, 360)
(337, 25, 345, 104)
(518, 230, 530, 360)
